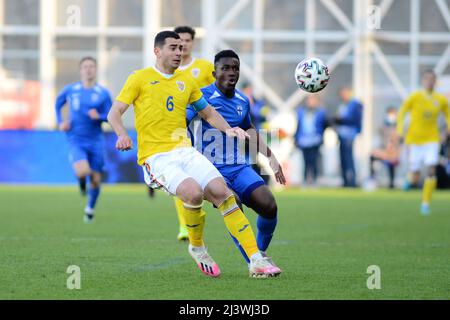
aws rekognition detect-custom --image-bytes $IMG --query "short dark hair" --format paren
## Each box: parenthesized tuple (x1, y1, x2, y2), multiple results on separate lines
(214, 49, 240, 65)
(154, 30, 180, 48)
(80, 56, 97, 66)
(174, 26, 196, 40)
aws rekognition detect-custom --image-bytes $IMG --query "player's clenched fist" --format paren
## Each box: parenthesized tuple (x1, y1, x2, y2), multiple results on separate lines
(116, 135, 132, 151)
(225, 127, 250, 140)
(59, 121, 71, 132)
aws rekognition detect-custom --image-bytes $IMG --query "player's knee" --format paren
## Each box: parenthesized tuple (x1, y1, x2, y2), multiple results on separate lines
(76, 170, 90, 179)
(205, 178, 233, 204)
(183, 188, 204, 206)
(75, 166, 91, 178)
(213, 186, 233, 205)
(90, 179, 101, 189)
(260, 200, 278, 219)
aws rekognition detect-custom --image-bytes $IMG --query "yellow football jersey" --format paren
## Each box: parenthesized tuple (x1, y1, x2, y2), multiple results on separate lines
(176, 58, 215, 89)
(397, 90, 449, 145)
(116, 67, 203, 164)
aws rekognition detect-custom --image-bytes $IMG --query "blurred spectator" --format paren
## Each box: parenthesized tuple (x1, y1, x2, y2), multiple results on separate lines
(241, 82, 272, 183)
(366, 107, 400, 189)
(294, 95, 328, 185)
(333, 87, 363, 188)
(241, 82, 271, 130)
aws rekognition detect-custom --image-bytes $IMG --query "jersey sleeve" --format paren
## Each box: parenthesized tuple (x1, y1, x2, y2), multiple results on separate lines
(55, 85, 69, 125)
(116, 72, 140, 105)
(397, 93, 414, 136)
(240, 102, 253, 130)
(191, 97, 208, 112)
(186, 104, 199, 124)
(188, 81, 203, 105)
(99, 90, 113, 122)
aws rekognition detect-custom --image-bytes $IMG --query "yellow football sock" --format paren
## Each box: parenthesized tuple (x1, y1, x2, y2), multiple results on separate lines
(422, 177, 436, 204)
(218, 195, 259, 258)
(183, 202, 205, 247)
(174, 197, 187, 231)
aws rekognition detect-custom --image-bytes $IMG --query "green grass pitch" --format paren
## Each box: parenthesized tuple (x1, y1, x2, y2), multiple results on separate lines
(0, 185, 448, 299)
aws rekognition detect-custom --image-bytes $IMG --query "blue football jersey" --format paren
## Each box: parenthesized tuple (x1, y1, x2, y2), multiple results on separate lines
(55, 82, 112, 145)
(187, 83, 252, 167)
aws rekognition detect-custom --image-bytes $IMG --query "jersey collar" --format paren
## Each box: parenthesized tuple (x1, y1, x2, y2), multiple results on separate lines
(211, 83, 236, 99)
(178, 57, 196, 71)
(152, 66, 174, 79)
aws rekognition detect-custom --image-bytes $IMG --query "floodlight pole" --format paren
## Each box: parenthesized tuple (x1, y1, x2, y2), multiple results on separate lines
(201, 0, 217, 61)
(253, 0, 265, 98)
(98, 0, 108, 86)
(354, 0, 374, 181)
(0, 0, 3, 70)
(410, 0, 420, 91)
(143, 0, 161, 68)
(39, 0, 56, 128)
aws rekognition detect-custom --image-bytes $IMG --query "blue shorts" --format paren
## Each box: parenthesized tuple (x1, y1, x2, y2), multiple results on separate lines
(68, 143, 105, 173)
(217, 165, 266, 206)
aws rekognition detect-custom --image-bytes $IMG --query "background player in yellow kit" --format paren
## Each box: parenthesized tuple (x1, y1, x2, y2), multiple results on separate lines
(396, 70, 450, 215)
(172, 26, 216, 241)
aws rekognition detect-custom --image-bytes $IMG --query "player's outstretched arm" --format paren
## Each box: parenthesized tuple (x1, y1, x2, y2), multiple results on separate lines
(55, 86, 70, 131)
(107, 100, 133, 151)
(247, 125, 286, 185)
(198, 105, 250, 140)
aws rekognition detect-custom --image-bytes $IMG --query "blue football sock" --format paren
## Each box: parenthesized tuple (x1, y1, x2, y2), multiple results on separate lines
(87, 187, 100, 210)
(229, 232, 250, 264)
(257, 215, 277, 252)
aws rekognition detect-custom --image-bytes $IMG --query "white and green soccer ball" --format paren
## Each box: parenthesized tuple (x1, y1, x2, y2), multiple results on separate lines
(295, 57, 330, 93)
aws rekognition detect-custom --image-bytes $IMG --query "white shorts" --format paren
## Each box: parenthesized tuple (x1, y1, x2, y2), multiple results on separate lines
(408, 143, 439, 172)
(142, 147, 223, 195)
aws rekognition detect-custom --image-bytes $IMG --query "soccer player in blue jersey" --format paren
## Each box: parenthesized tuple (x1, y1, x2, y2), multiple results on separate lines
(186, 50, 286, 265)
(55, 57, 112, 223)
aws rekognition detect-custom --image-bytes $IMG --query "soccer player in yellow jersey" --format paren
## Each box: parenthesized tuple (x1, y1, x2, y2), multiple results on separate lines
(171, 26, 216, 241)
(175, 26, 215, 88)
(396, 70, 450, 215)
(107, 31, 281, 278)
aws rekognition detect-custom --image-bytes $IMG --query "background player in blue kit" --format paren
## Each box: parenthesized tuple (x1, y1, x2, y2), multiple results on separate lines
(187, 50, 286, 264)
(55, 57, 112, 223)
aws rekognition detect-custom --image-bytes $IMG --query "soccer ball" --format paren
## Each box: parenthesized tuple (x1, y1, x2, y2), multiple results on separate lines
(295, 57, 330, 93)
